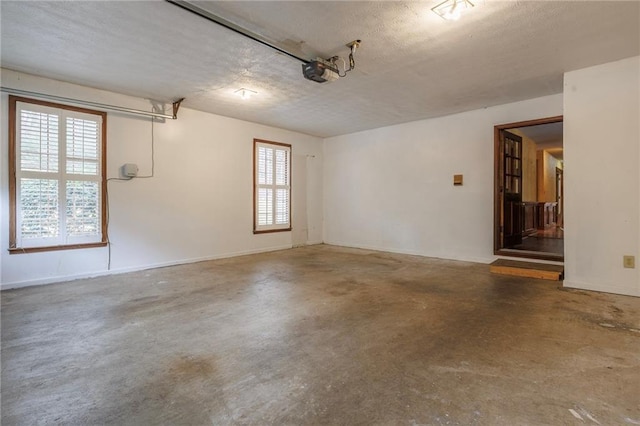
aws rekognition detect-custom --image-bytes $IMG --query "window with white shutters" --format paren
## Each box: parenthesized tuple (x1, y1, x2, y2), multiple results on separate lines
(9, 96, 107, 253)
(254, 139, 291, 233)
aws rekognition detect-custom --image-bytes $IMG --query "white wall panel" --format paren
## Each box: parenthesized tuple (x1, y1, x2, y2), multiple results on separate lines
(323, 95, 564, 264)
(564, 56, 640, 297)
(1, 70, 323, 288)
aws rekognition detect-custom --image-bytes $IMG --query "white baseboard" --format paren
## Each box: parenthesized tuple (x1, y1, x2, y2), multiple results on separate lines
(323, 240, 494, 265)
(1, 244, 293, 290)
(563, 280, 639, 297)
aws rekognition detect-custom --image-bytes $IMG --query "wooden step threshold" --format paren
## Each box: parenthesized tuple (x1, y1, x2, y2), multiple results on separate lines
(490, 259, 564, 281)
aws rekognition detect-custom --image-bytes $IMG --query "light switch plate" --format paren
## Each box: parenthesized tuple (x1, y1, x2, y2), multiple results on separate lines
(623, 255, 635, 269)
(453, 174, 463, 186)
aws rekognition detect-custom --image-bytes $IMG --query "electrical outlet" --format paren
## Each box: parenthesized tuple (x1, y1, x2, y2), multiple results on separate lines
(623, 255, 635, 269)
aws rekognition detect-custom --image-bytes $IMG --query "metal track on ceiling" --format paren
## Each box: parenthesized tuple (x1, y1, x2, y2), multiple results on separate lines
(165, 0, 310, 64)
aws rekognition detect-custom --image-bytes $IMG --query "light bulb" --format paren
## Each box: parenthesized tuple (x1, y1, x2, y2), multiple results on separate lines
(235, 88, 257, 100)
(444, 9, 461, 20)
(444, 0, 461, 20)
(432, 0, 473, 21)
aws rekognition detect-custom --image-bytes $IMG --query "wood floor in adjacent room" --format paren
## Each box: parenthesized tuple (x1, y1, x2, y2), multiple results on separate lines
(2, 245, 639, 425)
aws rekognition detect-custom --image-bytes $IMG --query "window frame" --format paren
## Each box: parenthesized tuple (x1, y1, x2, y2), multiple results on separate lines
(253, 138, 292, 234)
(8, 95, 108, 254)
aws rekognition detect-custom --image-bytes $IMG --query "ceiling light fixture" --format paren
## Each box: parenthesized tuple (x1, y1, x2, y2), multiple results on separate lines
(235, 88, 257, 100)
(432, 0, 474, 21)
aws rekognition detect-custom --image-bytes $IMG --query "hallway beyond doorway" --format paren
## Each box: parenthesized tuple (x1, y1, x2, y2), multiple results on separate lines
(494, 116, 564, 261)
(514, 226, 564, 255)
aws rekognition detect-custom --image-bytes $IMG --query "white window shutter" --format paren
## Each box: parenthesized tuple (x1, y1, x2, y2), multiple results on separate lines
(254, 141, 291, 232)
(15, 101, 104, 248)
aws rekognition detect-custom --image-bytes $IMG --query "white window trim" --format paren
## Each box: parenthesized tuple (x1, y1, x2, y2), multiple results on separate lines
(253, 139, 291, 234)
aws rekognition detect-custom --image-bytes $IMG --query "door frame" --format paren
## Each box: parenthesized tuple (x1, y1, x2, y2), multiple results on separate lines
(494, 115, 563, 261)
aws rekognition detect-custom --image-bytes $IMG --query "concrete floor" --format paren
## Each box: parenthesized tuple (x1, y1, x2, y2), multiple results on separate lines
(2, 245, 639, 425)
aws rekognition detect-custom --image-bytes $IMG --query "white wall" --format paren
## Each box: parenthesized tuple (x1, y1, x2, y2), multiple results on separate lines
(564, 56, 640, 297)
(0, 70, 323, 288)
(323, 94, 563, 264)
(4, 58, 638, 298)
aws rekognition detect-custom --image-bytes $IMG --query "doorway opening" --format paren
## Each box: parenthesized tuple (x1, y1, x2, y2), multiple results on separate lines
(494, 116, 564, 262)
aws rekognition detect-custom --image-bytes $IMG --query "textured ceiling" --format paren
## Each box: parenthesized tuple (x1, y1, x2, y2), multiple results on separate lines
(1, 1, 639, 137)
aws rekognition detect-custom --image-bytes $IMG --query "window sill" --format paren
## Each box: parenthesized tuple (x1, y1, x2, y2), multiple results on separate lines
(8, 241, 108, 255)
(253, 227, 292, 235)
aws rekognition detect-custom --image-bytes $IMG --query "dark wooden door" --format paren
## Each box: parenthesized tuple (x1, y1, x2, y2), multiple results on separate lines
(556, 167, 563, 227)
(502, 131, 523, 247)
